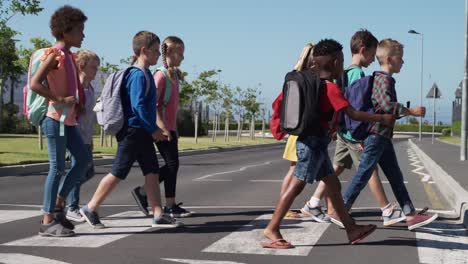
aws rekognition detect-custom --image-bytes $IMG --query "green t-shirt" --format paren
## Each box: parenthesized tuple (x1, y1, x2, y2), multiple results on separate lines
(341, 65, 365, 142)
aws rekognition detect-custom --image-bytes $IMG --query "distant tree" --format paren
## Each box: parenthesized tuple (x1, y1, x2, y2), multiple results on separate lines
(0, 0, 43, 129)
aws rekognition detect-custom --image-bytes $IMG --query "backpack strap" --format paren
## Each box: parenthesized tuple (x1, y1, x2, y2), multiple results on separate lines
(131, 66, 151, 96)
(155, 67, 174, 107)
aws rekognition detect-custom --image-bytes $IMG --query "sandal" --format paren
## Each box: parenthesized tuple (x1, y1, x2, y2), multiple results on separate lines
(349, 224, 376, 245)
(260, 238, 294, 249)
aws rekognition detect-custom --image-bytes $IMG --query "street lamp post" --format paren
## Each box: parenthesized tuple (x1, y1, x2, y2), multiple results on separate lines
(409, 29, 424, 141)
(461, 0, 468, 160)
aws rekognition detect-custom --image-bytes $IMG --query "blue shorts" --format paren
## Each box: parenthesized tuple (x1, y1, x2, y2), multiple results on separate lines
(294, 135, 334, 184)
(111, 127, 160, 180)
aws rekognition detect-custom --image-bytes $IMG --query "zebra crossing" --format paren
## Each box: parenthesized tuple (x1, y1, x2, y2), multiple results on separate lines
(0, 206, 467, 264)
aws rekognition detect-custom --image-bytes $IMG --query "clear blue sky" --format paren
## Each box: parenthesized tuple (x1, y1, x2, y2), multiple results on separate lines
(10, 0, 466, 124)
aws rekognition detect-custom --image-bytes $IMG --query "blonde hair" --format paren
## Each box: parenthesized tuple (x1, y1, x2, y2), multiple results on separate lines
(293, 43, 314, 71)
(76, 49, 100, 69)
(376, 38, 404, 65)
(161, 36, 185, 82)
(130, 31, 160, 65)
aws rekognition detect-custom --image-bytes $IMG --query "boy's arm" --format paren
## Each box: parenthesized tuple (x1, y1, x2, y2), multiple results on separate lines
(327, 82, 395, 127)
(372, 78, 406, 116)
(128, 72, 158, 134)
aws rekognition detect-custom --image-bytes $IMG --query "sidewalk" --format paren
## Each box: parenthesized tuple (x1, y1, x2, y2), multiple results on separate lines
(409, 137, 468, 226)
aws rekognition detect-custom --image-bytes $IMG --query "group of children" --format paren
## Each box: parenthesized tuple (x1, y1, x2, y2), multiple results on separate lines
(30, 5, 189, 237)
(30, 5, 438, 245)
(261, 30, 438, 249)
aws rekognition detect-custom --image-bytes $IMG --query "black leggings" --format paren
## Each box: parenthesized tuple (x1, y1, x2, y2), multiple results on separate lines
(156, 131, 179, 198)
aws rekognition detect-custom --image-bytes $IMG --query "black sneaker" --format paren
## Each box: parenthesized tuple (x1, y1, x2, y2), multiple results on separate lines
(80, 206, 105, 229)
(54, 208, 75, 230)
(131, 186, 149, 216)
(164, 203, 193, 218)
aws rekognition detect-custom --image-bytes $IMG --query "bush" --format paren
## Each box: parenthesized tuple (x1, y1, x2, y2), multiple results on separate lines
(452, 121, 461, 137)
(177, 109, 207, 136)
(441, 128, 451, 136)
(0, 103, 35, 134)
(394, 124, 450, 133)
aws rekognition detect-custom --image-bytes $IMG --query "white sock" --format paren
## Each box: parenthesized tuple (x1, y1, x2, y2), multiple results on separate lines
(308, 197, 321, 208)
(381, 203, 392, 215)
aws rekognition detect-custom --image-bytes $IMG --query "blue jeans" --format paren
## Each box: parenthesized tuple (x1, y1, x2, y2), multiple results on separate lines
(67, 144, 94, 210)
(343, 134, 415, 215)
(41, 117, 92, 213)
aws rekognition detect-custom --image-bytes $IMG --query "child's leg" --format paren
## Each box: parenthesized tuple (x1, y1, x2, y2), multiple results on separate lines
(368, 169, 389, 208)
(144, 172, 163, 217)
(155, 131, 179, 207)
(41, 117, 67, 224)
(264, 176, 306, 241)
(279, 162, 296, 196)
(377, 139, 415, 215)
(321, 174, 377, 243)
(87, 173, 121, 211)
(67, 144, 94, 210)
(343, 135, 387, 209)
(58, 126, 91, 208)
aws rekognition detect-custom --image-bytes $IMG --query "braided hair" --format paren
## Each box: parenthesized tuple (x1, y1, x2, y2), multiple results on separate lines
(161, 36, 185, 82)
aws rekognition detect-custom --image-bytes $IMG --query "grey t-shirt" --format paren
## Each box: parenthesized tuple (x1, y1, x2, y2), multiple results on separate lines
(77, 86, 96, 145)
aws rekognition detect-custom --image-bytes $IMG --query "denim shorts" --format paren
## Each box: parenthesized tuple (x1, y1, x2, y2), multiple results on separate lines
(294, 135, 334, 184)
(111, 127, 159, 180)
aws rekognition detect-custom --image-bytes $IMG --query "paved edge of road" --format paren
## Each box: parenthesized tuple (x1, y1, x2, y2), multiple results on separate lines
(408, 138, 468, 227)
(0, 142, 285, 177)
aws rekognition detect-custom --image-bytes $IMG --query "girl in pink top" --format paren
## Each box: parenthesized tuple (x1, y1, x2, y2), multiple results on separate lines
(30, 5, 91, 237)
(131, 36, 193, 218)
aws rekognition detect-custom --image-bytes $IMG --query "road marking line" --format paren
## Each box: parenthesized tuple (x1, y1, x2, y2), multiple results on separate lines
(415, 223, 468, 264)
(162, 258, 246, 264)
(407, 148, 432, 182)
(0, 210, 42, 224)
(202, 214, 330, 256)
(2, 211, 151, 248)
(0, 253, 70, 264)
(194, 161, 272, 181)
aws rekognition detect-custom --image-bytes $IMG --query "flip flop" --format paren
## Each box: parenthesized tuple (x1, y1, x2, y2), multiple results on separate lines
(260, 239, 295, 249)
(350, 224, 377, 245)
(284, 210, 301, 219)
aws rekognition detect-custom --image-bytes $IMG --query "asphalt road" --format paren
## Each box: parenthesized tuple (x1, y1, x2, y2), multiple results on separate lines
(0, 138, 466, 264)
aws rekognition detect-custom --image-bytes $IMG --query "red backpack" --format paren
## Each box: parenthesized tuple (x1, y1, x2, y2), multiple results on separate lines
(269, 92, 286, 140)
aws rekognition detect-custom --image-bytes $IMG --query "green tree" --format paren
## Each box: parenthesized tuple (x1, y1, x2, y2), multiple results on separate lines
(0, 0, 43, 130)
(98, 57, 120, 88)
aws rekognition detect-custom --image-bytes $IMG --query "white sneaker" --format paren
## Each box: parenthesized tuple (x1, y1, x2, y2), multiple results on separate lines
(66, 208, 85, 223)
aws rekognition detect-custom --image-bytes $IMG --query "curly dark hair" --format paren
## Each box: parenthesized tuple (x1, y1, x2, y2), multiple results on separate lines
(312, 39, 343, 57)
(50, 5, 87, 40)
(350, 29, 378, 54)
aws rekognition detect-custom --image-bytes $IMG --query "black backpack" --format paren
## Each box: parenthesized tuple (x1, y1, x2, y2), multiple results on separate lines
(280, 70, 322, 137)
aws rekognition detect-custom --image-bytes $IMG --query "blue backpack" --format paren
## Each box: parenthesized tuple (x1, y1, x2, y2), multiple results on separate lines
(343, 72, 376, 141)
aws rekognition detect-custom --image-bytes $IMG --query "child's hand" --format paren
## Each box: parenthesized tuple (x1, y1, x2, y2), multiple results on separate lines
(59, 96, 77, 106)
(410, 107, 426, 117)
(380, 114, 396, 127)
(152, 130, 167, 142)
(162, 128, 172, 141)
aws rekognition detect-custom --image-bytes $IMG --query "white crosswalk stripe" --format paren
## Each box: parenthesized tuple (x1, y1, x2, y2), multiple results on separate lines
(202, 214, 330, 256)
(0, 253, 70, 264)
(416, 223, 468, 264)
(0, 210, 42, 225)
(2, 211, 151, 248)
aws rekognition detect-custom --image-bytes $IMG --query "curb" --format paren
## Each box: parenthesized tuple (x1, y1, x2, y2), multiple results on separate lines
(0, 142, 285, 177)
(408, 139, 468, 227)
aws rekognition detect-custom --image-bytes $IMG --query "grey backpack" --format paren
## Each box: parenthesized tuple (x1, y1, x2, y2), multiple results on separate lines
(95, 66, 150, 135)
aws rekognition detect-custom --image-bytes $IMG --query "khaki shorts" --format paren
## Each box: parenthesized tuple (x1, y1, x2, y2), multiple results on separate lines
(332, 133, 362, 169)
(283, 135, 298, 162)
